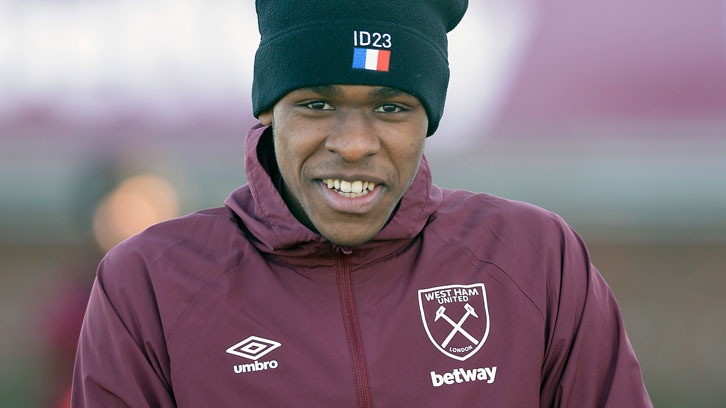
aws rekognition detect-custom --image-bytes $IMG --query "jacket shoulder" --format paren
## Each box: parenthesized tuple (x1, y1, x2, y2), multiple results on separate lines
(430, 190, 584, 315)
(96, 206, 252, 339)
(435, 189, 570, 249)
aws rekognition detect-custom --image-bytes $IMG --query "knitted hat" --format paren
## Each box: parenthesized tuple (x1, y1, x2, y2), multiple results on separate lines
(252, 0, 469, 136)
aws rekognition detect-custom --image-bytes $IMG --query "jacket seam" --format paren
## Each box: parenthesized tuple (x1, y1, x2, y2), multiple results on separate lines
(428, 228, 546, 321)
(366, 246, 417, 274)
(164, 261, 245, 343)
(462, 244, 545, 320)
(96, 267, 175, 393)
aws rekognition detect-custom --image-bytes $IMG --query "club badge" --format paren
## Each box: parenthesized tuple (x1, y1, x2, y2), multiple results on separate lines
(418, 283, 490, 361)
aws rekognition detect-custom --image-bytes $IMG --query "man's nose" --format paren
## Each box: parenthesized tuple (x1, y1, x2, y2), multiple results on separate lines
(325, 111, 381, 162)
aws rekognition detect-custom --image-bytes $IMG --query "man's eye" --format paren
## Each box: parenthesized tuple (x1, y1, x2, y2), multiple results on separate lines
(374, 104, 405, 113)
(305, 101, 334, 110)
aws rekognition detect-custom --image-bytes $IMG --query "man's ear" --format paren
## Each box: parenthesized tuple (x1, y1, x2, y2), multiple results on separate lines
(258, 110, 273, 126)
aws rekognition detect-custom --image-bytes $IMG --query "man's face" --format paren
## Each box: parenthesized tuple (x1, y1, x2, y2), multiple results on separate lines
(259, 84, 428, 247)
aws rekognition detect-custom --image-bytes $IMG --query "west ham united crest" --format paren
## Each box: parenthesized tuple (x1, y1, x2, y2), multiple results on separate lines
(418, 283, 490, 361)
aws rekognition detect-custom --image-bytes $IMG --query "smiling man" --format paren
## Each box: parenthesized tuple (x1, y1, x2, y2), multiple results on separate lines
(259, 84, 428, 247)
(72, 1, 652, 407)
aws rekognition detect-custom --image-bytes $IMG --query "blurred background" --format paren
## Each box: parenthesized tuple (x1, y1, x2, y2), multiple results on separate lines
(1, 0, 725, 406)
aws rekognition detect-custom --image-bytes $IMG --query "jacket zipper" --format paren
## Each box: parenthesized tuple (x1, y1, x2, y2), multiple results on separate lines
(336, 250, 373, 408)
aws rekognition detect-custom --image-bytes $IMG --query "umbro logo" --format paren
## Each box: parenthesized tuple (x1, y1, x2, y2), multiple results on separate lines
(226, 336, 281, 374)
(226, 336, 281, 360)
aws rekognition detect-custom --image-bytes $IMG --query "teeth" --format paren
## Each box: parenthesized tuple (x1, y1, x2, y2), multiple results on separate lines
(322, 179, 377, 195)
(351, 181, 363, 193)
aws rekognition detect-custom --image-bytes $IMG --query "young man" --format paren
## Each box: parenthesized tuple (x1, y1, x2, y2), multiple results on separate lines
(72, 1, 652, 406)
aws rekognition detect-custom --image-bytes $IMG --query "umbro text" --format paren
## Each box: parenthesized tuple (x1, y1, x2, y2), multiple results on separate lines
(430, 366, 497, 387)
(233, 360, 278, 374)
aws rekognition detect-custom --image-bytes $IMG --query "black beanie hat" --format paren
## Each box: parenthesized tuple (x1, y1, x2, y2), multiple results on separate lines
(252, 0, 469, 136)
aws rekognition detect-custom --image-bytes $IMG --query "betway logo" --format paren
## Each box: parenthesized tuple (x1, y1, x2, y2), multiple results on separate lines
(430, 366, 497, 387)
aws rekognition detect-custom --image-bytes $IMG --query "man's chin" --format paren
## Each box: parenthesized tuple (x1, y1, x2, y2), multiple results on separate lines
(310, 204, 401, 247)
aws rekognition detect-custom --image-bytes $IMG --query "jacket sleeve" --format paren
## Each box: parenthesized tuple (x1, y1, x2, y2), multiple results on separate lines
(71, 245, 176, 408)
(539, 224, 652, 408)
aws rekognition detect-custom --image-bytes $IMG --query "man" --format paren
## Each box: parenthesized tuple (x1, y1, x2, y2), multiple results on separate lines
(72, 0, 652, 406)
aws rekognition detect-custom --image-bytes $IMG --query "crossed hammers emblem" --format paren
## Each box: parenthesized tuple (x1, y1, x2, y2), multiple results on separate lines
(434, 303, 479, 348)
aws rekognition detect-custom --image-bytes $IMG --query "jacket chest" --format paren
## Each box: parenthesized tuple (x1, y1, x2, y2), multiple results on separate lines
(166, 254, 544, 407)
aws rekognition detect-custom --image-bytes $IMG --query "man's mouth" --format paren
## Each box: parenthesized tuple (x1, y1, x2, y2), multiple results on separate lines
(321, 179, 377, 198)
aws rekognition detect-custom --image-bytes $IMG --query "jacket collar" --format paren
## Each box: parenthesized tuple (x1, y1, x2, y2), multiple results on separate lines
(224, 123, 442, 261)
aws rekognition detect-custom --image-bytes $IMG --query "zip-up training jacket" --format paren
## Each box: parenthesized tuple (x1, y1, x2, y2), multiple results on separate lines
(72, 124, 652, 407)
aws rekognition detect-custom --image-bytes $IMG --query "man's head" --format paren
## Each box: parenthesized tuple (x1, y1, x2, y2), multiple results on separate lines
(253, 0, 468, 246)
(259, 84, 427, 246)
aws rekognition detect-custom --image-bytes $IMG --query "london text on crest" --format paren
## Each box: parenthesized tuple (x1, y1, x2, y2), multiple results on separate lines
(418, 283, 490, 361)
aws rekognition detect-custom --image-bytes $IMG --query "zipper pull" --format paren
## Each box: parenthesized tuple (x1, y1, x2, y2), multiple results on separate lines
(333, 244, 353, 255)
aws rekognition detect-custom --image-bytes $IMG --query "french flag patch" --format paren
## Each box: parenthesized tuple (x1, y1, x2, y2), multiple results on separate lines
(352, 48, 390, 72)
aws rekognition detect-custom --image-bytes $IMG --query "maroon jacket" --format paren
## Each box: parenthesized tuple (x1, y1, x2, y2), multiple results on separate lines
(72, 124, 652, 407)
